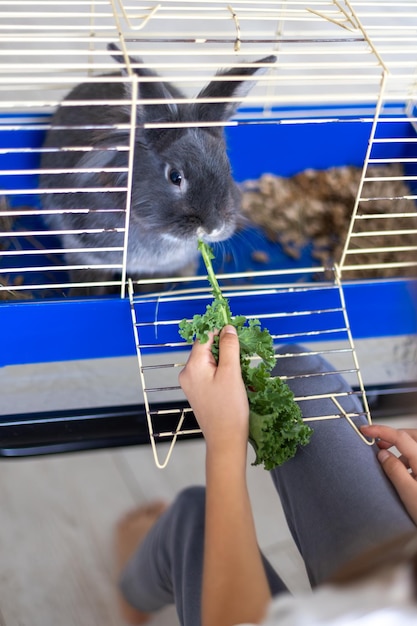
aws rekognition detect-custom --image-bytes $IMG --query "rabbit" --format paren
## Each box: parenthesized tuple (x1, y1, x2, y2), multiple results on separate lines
(40, 44, 276, 293)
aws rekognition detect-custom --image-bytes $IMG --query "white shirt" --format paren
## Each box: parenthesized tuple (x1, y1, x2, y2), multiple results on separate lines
(236, 563, 417, 626)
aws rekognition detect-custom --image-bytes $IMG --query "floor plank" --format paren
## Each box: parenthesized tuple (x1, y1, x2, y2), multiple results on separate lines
(0, 451, 136, 626)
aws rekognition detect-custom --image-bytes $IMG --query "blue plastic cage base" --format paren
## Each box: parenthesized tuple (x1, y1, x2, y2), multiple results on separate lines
(0, 277, 416, 368)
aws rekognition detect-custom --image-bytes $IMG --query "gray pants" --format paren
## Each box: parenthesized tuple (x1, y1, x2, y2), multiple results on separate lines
(120, 346, 416, 625)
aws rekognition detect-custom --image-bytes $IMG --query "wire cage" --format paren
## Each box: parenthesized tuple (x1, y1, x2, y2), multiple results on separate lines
(0, 1, 416, 462)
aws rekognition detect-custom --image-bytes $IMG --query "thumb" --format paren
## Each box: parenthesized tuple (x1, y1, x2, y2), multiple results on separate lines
(217, 325, 240, 369)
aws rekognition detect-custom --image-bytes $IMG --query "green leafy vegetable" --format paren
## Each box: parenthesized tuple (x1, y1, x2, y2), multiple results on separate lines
(178, 240, 313, 470)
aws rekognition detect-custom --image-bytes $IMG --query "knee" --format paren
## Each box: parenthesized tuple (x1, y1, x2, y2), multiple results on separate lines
(175, 486, 206, 513)
(176, 486, 205, 518)
(168, 486, 206, 535)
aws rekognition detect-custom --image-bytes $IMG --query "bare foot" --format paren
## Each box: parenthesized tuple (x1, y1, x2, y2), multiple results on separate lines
(115, 501, 168, 625)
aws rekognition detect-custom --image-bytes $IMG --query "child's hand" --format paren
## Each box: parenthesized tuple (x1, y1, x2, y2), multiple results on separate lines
(361, 424, 417, 525)
(179, 325, 249, 458)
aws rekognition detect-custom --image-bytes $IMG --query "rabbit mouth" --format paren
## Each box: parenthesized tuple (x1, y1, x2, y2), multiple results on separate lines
(196, 226, 224, 240)
(197, 223, 236, 243)
(159, 221, 235, 246)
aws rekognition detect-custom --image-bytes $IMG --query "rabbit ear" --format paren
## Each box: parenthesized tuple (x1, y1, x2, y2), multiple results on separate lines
(194, 56, 276, 122)
(107, 43, 180, 125)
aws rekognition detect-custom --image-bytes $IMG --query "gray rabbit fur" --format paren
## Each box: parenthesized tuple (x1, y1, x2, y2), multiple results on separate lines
(40, 44, 276, 290)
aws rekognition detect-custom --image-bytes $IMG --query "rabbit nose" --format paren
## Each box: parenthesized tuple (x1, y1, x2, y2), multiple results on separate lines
(196, 226, 224, 239)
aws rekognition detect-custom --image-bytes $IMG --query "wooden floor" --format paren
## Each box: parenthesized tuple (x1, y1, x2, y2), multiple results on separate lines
(0, 416, 414, 626)
(0, 437, 310, 626)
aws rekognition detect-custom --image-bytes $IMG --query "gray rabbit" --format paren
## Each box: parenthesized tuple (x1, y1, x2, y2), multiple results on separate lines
(40, 44, 276, 292)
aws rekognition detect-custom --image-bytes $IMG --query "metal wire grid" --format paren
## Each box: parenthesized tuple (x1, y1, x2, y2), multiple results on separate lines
(128, 268, 373, 468)
(0, 0, 409, 296)
(0, 0, 381, 113)
(339, 95, 417, 277)
(120, 3, 415, 467)
(337, 3, 417, 275)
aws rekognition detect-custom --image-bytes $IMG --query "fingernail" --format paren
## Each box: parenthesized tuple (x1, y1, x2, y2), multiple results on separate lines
(222, 325, 237, 335)
(378, 449, 391, 463)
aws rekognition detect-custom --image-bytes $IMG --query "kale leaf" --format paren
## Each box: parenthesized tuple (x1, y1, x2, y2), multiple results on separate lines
(178, 240, 312, 470)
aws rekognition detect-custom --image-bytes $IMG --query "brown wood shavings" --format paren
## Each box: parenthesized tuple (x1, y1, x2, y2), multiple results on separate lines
(241, 164, 417, 279)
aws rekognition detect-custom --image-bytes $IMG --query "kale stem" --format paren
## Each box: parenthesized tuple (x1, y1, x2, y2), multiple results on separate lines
(198, 240, 232, 326)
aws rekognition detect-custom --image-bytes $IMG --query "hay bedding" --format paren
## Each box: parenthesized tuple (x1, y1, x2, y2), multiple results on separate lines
(241, 164, 417, 279)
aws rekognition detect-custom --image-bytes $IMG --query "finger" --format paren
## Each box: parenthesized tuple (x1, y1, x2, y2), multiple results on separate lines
(217, 325, 241, 371)
(375, 440, 394, 450)
(399, 453, 412, 470)
(178, 333, 216, 392)
(378, 427, 417, 476)
(359, 424, 402, 444)
(402, 429, 417, 444)
(359, 424, 393, 447)
(361, 424, 417, 474)
(377, 448, 417, 517)
(184, 331, 216, 368)
(361, 424, 415, 450)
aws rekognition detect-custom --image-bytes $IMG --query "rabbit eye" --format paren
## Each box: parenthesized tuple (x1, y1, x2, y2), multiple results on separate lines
(169, 169, 182, 186)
